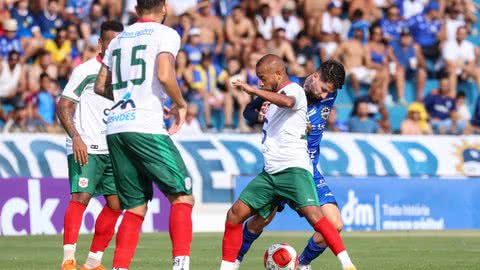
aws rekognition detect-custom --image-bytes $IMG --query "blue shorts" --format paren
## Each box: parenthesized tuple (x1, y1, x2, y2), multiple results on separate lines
(277, 175, 337, 213)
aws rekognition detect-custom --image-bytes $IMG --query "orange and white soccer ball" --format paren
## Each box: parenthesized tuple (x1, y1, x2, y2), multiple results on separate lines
(264, 243, 299, 270)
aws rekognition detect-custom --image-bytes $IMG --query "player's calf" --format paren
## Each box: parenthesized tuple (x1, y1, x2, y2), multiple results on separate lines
(167, 193, 195, 270)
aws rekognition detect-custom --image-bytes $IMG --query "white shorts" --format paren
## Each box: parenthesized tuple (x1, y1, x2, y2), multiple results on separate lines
(319, 42, 338, 59)
(349, 66, 377, 84)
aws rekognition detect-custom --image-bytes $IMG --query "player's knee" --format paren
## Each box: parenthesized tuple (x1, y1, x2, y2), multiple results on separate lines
(105, 195, 121, 211)
(71, 192, 91, 205)
(227, 202, 248, 224)
(127, 204, 148, 217)
(168, 193, 195, 206)
(333, 219, 343, 232)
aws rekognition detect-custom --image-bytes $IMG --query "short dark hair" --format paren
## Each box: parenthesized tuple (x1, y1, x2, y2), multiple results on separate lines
(8, 50, 20, 59)
(318, 60, 346, 90)
(100, 21, 124, 39)
(40, 72, 50, 81)
(136, 0, 165, 10)
(457, 91, 466, 99)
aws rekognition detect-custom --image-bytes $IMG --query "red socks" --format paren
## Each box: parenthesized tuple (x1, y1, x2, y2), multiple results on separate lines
(313, 217, 346, 255)
(169, 203, 193, 257)
(90, 206, 122, 253)
(63, 200, 87, 245)
(222, 221, 243, 262)
(112, 211, 144, 269)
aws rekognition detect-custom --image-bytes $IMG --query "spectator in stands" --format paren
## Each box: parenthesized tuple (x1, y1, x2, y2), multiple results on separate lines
(348, 9, 370, 44)
(176, 103, 203, 136)
(456, 91, 471, 130)
(391, 29, 427, 101)
(268, 28, 296, 66)
(326, 106, 348, 132)
(348, 100, 380, 133)
(443, 26, 480, 97)
(27, 50, 58, 89)
(25, 73, 56, 132)
(397, 0, 425, 19)
(445, 1, 467, 42)
(225, 57, 251, 132)
(175, 13, 193, 45)
(293, 31, 316, 77)
(44, 27, 71, 64)
(256, 3, 274, 40)
(381, 5, 407, 43)
(245, 53, 260, 87)
(183, 28, 204, 66)
(319, 1, 343, 62)
(192, 0, 224, 56)
(401, 103, 432, 134)
(408, 1, 444, 62)
(333, 26, 387, 97)
(66, 24, 82, 65)
(176, 50, 193, 99)
(10, 0, 41, 39)
(352, 84, 391, 132)
(273, 1, 302, 41)
(0, 19, 23, 58)
(0, 51, 26, 110)
(349, 0, 382, 22)
(35, 0, 65, 39)
(65, 0, 93, 20)
(80, 2, 106, 44)
(424, 76, 460, 134)
(225, 6, 256, 59)
(191, 51, 228, 131)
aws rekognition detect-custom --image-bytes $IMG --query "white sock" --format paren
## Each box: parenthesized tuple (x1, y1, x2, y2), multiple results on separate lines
(112, 268, 128, 270)
(232, 259, 241, 270)
(84, 251, 104, 268)
(220, 260, 236, 270)
(173, 256, 190, 270)
(337, 251, 354, 268)
(63, 244, 76, 262)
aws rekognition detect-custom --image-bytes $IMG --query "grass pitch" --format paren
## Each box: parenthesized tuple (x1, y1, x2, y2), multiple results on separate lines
(1, 231, 479, 269)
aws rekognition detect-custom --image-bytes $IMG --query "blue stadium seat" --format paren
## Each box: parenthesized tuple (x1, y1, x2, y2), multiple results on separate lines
(424, 79, 439, 97)
(388, 105, 408, 133)
(336, 105, 353, 122)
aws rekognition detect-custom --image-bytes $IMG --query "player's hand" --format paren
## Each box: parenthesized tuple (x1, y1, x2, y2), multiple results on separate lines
(72, 135, 88, 166)
(167, 103, 187, 135)
(163, 106, 171, 120)
(257, 101, 271, 122)
(232, 80, 255, 95)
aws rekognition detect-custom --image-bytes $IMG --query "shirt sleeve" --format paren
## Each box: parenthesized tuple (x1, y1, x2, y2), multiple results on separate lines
(61, 67, 84, 103)
(157, 27, 181, 58)
(102, 39, 114, 70)
(282, 85, 306, 110)
(243, 97, 265, 123)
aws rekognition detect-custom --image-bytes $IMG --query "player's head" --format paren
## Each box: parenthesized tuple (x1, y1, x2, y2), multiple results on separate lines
(304, 60, 345, 100)
(255, 54, 288, 92)
(135, 0, 167, 23)
(99, 21, 124, 56)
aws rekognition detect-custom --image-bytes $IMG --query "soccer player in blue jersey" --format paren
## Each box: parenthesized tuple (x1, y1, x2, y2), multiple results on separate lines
(236, 60, 346, 270)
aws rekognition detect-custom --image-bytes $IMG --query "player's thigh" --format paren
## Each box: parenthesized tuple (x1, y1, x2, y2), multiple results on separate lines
(274, 168, 320, 212)
(107, 134, 153, 210)
(68, 154, 101, 196)
(124, 133, 193, 197)
(239, 171, 277, 219)
(247, 207, 278, 234)
(92, 154, 118, 197)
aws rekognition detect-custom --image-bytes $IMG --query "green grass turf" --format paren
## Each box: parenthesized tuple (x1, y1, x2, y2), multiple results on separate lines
(1, 231, 479, 269)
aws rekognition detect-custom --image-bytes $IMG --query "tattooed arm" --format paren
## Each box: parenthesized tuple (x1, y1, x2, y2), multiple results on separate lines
(94, 64, 114, 100)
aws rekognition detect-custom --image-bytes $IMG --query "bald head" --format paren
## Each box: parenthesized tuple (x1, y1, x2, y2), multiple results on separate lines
(255, 54, 289, 91)
(256, 54, 287, 75)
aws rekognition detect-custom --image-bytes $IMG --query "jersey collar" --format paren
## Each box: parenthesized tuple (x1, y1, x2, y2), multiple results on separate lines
(137, 18, 157, 23)
(96, 54, 103, 64)
(276, 80, 293, 92)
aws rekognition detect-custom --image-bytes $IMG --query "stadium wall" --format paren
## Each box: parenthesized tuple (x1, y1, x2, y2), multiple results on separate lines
(0, 133, 479, 234)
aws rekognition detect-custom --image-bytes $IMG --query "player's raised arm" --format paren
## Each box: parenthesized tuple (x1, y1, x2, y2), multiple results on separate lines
(157, 52, 188, 135)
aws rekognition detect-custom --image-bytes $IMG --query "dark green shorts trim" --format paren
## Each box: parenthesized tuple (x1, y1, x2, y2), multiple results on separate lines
(239, 167, 319, 218)
(68, 154, 117, 197)
(107, 132, 192, 210)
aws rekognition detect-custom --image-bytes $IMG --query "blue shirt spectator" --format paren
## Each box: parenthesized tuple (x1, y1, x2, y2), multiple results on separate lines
(0, 19, 24, 57)
(217, 0, 241, 17)
(349, 101, 379, 133)
(408, 2, 442, 47)
(10, 2, 39, 38)
(184, 28, 204, 65)
(424, 92, 456, 120)
(37, 90, 55, 125)
(66, 0, 93, 19)
(35, 0, 65, 39)
(381, 6, 407, 42)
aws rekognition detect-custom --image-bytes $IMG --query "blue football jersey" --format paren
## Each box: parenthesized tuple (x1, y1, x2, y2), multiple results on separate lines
(307, 92, 337, 184)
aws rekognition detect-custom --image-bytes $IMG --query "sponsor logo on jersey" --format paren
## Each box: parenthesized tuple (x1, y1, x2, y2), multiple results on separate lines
(108, 93, 137, 124)
(320, 107, 331, 120)
(79, 177, 89, 188)
(184, 177, 192, 190)
(90, 145, 99, 150)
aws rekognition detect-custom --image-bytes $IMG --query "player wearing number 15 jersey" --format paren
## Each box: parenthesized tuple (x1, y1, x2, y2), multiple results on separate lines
(94, 1, 194, 270)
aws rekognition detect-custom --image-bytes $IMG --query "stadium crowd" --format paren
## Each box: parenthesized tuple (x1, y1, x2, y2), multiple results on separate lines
(1, 0, 480, 135)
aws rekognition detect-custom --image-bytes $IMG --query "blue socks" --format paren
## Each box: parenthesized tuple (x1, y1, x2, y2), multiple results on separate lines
(236, 224, 261, 262)
(298, 236, 327, 265)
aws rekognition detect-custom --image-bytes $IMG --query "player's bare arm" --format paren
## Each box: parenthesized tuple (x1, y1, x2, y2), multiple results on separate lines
(94, 64, 114, 100)
(57, 98, 88, 166)
(232, 81, 295, 108)
(157, 52, 188, 135)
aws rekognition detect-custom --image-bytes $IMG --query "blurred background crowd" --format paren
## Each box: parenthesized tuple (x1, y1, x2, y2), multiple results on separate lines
(1, 0, 480, 135)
